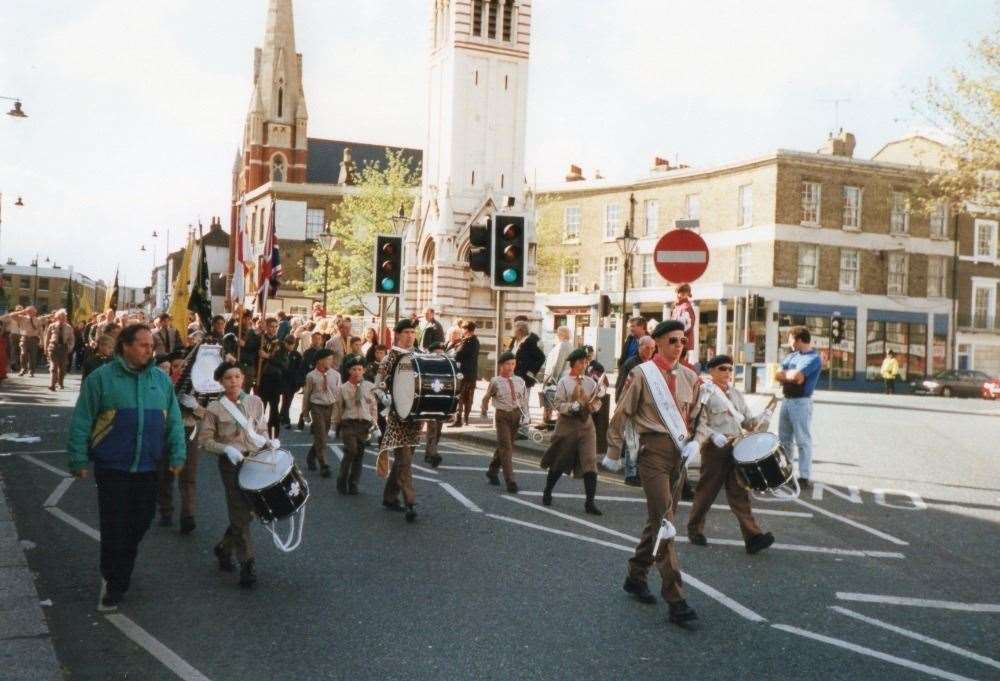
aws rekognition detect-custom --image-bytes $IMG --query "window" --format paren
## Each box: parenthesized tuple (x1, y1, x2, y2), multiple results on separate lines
(502, 0, 514, 41)
(927, 256, 947, 297)
(801, 181, 821, 225)
(685, 193, 700, 220)
(972, 282, 996, 327)
(736, 244, 752, 284)
(643, 199, 659, 236)
(271, 155, 285, 183)
(303, 255, 318, 280)
(562, 259, 580, 293)
(842, 186, 861, 230)
(974, 219, 998, 260)
(887, 252, 909, 295)
(738, 184, 753, 227)
(277, 88, 283, 118)
(564, 206, 581, 240)
(839, 249, 859, 292)
(36, 277, 50, 293)
(602, 256, 619, 291)
(890, 191, 909, 234)
(930, 203, 948, 238)
(306, 209, 325, 240)
(640, 254, 655, 288)
(472, 0, 483, 36)
(487, 0, 498, 39)
(797, 244, 818, 288)
(604, 204, 620, 240)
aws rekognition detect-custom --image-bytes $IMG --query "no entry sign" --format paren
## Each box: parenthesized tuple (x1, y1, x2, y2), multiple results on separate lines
(653, 229, 710, 283)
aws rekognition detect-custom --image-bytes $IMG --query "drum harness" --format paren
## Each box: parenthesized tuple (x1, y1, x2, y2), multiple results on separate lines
(219, 397, 308, 553)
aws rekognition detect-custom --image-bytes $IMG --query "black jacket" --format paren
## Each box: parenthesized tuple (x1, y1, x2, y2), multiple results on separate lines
(508, 333, 545, 387)
(421, 320, 445, 351)
(615, 354, 642, 395)
(453, 335, 480, 381)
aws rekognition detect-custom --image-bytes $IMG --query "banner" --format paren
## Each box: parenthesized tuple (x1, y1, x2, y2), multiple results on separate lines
(169, 235, 194, 345)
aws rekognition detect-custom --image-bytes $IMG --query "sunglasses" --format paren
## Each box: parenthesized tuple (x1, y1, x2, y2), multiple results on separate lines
(666, 337, 688, 345)
(715, 366, 734, 372)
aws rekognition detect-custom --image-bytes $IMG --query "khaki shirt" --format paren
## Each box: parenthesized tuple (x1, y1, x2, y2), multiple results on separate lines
(302, 368, 341, 407)
(17, 315, 50, 339)
(324, 334, 349, 370)
(333, 379, 378, 424)
(199, 394, 267, 455)
(44, 321, 75, 352)
(482, 375, 528, 413)
(691, 381, 758, 441)
(552, 374, 601, 416)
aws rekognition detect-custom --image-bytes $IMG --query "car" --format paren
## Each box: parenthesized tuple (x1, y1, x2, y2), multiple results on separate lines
(910, 370, 996, 398)
(983, 378, 1000, 401)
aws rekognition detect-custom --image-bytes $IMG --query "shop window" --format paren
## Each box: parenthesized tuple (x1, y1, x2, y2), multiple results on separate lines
(779, 314, 855, 382)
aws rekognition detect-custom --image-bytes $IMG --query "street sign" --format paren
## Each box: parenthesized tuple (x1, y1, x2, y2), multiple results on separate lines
(674, 218, 700, 230)
(653, 229, 710, 283)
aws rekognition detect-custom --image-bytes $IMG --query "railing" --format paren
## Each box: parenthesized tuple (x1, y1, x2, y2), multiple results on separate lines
(956, 313, 1000, 332)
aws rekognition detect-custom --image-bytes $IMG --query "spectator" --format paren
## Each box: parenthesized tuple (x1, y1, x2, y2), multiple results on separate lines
(280, 336, 305, 428)
(540, 326, 574, 428)
(775, 326, 822, 489)
(276, 311, 291, 341)
(450, 321, 480, 427)
(880, 350, 900, 394)
(361, 327, 379, 364)
(618, 317, 647, 371)
(420, 307, 445, 352)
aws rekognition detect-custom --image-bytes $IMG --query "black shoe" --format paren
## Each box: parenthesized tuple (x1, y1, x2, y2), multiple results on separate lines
(486, 470, 500, 486)
(668, 599, 698, 625)
(542, 489, 553, 506)
(158, 515, 172, 527)
(428, 456, 442, 469)
(797, 477, 812, 490)
(688, 532, 708, 546)
(623, 578, 657, 605)
(405, 505, 417, 522)
(348, 482, 359, 495)
(447, 420, 463, 428)
(101, 589, 124, 609)
(179, 516, 196, 535)
(505, 480, 519, 494)
(745, 532, 775, 555)
(214, 543, 235, 572)
(383, 500, 405, 512)
(239, 560, 257, 589)
(584, 501, 603, 516)
(624, 476, 641, 487)
(320, 465, 332, 478)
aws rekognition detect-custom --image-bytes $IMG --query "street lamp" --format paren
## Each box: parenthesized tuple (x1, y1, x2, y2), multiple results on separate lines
(388, 203, 415, 325)
(1, 97, 27, 118)
(615, 216, 640, 348)
(317, 228, 337, 313)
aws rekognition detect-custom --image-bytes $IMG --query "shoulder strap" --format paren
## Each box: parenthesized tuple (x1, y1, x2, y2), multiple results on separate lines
(219, 396, 268, 449)
(637, 362, 689, 449)
(702, 382, 745, 423)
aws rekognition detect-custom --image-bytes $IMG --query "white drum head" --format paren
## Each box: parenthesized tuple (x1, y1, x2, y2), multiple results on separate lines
(732, 433, 779, 464)
(191, 344, 224, 395)
(238, 449, 294, 492)
(392, 356, 416, 419)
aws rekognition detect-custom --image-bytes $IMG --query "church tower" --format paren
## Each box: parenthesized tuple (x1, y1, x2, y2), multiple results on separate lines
(407, 0, 536, 331)
(235, 0, 309, 198)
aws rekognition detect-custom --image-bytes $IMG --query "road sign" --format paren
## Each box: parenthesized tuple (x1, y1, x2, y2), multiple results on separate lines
(674, 218, 700, 230)
(653, 229, 710, 283)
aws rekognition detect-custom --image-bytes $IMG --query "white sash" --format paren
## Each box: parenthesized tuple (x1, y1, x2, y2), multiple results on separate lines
(702, 382, 745, 424)
(638, 362, 689, 451)
(219, 396, 268, 450)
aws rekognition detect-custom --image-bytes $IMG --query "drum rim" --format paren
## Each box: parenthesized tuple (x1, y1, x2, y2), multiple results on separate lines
(238, 450, 296, 492)
(732, 432, 779, 464)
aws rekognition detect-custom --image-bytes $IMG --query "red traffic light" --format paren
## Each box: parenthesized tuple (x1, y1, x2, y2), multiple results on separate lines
(502, 223, 519, 240)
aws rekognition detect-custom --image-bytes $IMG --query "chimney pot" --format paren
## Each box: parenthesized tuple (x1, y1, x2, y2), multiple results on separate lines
(565, 164, 585, 182)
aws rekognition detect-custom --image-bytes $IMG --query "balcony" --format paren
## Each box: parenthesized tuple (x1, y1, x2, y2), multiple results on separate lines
(956, 313, 1000, 332)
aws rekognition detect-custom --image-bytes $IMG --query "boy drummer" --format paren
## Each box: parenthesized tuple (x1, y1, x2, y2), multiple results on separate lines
(480, 351, 528, 493)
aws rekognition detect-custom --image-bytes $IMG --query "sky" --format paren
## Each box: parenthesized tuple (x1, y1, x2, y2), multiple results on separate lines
(0, 0, 996, 288)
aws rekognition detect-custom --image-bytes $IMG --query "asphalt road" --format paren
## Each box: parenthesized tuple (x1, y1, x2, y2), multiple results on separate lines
(1, 372, 999, 681)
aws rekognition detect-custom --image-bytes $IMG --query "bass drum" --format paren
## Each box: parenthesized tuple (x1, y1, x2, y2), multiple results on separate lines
(238, 449, 309, 522)
(731, 432, 793, 494)
(392, 353, 460, 421)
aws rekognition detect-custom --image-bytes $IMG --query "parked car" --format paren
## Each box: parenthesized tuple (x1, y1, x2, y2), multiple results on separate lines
(983, 378, 1000, 400)
(910, 370, 997, 398)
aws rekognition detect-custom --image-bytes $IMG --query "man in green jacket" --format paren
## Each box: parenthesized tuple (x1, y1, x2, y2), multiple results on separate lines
(67, 323, 187, 609)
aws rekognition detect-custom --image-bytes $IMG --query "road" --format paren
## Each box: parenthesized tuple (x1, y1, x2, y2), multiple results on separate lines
(2, 373, 999, 681)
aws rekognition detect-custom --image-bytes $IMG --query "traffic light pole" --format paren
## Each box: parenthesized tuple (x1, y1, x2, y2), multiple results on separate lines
(494, 289, 505, 377)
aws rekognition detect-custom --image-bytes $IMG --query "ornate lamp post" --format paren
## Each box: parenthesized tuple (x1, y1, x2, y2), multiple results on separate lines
(317, 229, 337, 313)
(615, 219, 639, 348)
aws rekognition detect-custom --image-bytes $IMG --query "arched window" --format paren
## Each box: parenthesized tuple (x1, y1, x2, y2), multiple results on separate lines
(277, 88, 284, 118)
(472, 0, 483, 36)
(502, 0, 514, 41)
(271, 155, 285, 182)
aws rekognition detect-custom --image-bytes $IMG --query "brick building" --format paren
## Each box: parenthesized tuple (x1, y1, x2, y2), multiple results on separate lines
(0, 262, 111, 315)
(535, 131, 974, 390)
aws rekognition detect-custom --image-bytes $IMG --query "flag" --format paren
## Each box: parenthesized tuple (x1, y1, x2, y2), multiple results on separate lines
(231, 196, 250, 303)
(169, 235, 194, 346)
(73, 281, 93, 326)
(256, 199, 283, 313)
(104, 268, 119, 312)
(64, 267, 75, 320)
(188, 227, 212, 332)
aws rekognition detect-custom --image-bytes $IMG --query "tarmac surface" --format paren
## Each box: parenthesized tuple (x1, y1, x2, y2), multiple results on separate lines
(1, 372, 998, 681)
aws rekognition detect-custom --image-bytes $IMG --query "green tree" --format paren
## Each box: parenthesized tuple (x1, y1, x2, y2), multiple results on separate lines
(533, 196, 574, 293)
(919, 26, 1000, 210)
(302, 149, 420, 314)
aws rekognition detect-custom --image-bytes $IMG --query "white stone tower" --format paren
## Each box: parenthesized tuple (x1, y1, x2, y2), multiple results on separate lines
(405, 0, 536, 333)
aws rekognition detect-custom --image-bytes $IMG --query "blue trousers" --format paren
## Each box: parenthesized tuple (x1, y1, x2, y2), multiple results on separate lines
(778, 397, 813, 480)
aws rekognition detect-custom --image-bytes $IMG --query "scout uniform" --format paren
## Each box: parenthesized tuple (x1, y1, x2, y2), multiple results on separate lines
(480, 351, 528, 493)
(301, 350, 341, 478)
(687, 354, 774, 554)
(43, 317, 75, 390)
(539, 348, 603, 515)
(198, 391, 268, 585)
(332, 356, 378, 495)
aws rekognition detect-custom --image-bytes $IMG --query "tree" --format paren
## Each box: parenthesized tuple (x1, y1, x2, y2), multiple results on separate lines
(533, 196, 575, 293)
(301, 149, 420, 314)
(919, 26, 1000, 210)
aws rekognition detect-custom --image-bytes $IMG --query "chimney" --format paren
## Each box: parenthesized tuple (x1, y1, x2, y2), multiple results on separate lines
(565, 164, 585, 182)
(818, 129, 856, 158)
(651, 156, 671, 172)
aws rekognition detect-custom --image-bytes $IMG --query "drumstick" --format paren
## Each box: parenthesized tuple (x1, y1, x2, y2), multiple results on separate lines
(242, 457, 277, 469)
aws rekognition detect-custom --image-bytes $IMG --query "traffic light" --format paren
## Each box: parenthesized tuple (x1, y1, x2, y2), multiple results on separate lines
(469, 223, 491, 274)
(492, 215, 526, 289)
(373, 234, 403, 296)
(830, 316, 843, 345)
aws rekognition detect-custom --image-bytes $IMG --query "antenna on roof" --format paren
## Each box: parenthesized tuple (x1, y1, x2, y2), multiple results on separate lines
(819, 97, 852, 132)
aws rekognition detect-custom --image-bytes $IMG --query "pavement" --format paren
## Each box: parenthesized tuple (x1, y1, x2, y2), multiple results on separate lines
(1, 371, 999, 681)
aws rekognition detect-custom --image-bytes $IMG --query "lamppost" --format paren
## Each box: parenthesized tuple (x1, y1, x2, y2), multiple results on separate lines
(317, 228, 337, 313)
(615, 218, 639, 349)
(389, 203, 415, 325)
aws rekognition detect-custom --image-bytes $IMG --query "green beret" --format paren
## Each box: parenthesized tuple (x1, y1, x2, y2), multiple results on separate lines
(428, 341, 447, 352)
(343, 354, 365, 371)
(567, 347, 589, 364)
(498, 351, 516, 364)
(394, 318, 416, 334)
(651, 320, 685, 338)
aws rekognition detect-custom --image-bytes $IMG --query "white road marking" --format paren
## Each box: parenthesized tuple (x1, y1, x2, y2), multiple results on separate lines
(411, 463, 440, 475)
(105, 613, 213, 681)
(793, 497, 908, 546)
(359, 462, 439, 484)
(330, 445, 344, 461)
(835, 593, 1000, 613)
(503, 495, 637, 542)
(46, 507, 100, 541)
(43, 477, 74, 507)
(1, 449, 65, 456)
(872, 488, 928, 511)
(438, 482, 482, 513)
(830, 606, 1000, 671)
(772, 624, 979, 681)
(434, 464, 548, 475)
(20, 454, 70, 478)
(516, 490, 814, 517)
(486, 512, 767, 623)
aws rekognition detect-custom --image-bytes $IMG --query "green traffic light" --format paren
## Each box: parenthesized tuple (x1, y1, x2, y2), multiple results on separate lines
(381, 277, 396, 291)
(502, 268, 518, 284)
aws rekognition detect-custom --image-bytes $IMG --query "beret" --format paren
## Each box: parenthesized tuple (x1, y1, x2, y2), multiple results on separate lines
(498, 351, 516, 364)
(315, 348, 334, 361)
(651, 319, 685, 338)
(342, 354, 365, 370)
(428, 342, 447, 352)
(706, 354, 734, 369)
(567, 347, 589, 363)
(394, 318, 417, 333)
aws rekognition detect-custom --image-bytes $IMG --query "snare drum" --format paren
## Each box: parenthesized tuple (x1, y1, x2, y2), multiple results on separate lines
(238, 449, 309, 522)
(731, 432, 793, 493)
(391, 353, 460, 421)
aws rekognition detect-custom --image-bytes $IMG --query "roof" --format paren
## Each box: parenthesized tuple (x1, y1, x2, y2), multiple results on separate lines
(0, 265, 101, 285)
(200, 223, 230, 248)
(306, 137, 422, 184)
